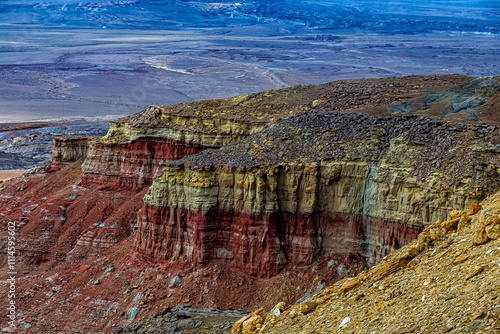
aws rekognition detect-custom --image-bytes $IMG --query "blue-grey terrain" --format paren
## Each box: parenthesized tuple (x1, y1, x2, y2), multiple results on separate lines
(0, 122, 109, 169)
(1, 0, 498, 123)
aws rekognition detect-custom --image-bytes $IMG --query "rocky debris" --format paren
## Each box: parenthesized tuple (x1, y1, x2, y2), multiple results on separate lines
(168, 109, 500, 205)
(265, 302, 286, 323)
(103, 264, 115, 275)
(116, 304, 249, 334)
(177, 110, 500, 181)
(244, 198, 500, 333)
(390, 75, 500, 125)
(137, 108, 500, 277)
(108, 75, 476, 146)
(121, 75, 470, 126)
(128, 307, 140, 321)
(232, 308, 266, 334)
(170, 276, 182, 288)
(472, 207, 500, 244)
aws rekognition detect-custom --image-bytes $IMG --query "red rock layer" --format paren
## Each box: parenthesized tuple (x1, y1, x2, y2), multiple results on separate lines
(0, 162, 144, 277)
(0, 137, 207, 274)
(81, 138, 206, 190)
(136, 206, 421, 277)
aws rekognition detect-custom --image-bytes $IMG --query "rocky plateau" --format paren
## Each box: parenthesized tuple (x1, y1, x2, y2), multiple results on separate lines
(0, 74, 499, 333)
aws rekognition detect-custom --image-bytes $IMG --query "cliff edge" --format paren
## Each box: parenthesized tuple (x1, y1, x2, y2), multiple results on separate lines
(240, 194, 500, 333)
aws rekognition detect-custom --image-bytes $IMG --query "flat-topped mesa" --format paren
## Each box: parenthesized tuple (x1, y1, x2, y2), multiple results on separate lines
(101, 74, 473, 147)
(78, 74, 474, 191)
(51, 135, 95, 164)
(80, 91, 301, 190)
(136, 110, 500, 277)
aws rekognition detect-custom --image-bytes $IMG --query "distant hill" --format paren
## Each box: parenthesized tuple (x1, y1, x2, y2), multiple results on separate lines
(1, 0, 498, 34)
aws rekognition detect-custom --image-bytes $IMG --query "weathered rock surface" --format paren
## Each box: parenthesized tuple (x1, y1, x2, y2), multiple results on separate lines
(0, 122, 109, 170)
(49, 74, 486, 193)
(114, 304, 248, 334)
(51, 135, 94, 164)
(248, 196, 500, 333)
(0, 162, 146, 272)
(137, 110, 500, 276)
(386, 75, 500, 124)
(0, 74, 499, 334)
(81, 137, 206, 191)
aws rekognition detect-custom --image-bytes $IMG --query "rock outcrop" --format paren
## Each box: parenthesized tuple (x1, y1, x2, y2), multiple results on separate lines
(136, 110, 500, 276)
(1, 74, 499, 334)
(52, 74, 476, 192)
(387, 75, 500, 124)
(51, 135, 94, 164)
(248, 195, 500, 333)
(0, 122, 109, 170)
(81, 137, 207, 190)
(113, 304, 249, 334)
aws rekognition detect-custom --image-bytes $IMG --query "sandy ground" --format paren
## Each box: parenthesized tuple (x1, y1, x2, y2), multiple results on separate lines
(0, 169, 26, 181)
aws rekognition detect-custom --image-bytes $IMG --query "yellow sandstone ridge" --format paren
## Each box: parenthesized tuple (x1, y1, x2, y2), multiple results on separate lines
(145, 159, 481, 226)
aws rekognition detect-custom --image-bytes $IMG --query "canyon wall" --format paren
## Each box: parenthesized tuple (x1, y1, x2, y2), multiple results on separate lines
(78, 103, 275, 190)
(80, 137, 207, 190)
(2, 75, 500, 334)
(136, 161, 468, 275)
(136, 111, 500, 276)
(48, 75, 500, 276)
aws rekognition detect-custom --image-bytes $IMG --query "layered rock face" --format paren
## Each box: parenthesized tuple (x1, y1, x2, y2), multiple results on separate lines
(1, 75, 500, 334)
(63, 75, 474, 191)
(46, 75, 499, 277)
(136, 110, 500, 276)
(51, 135, 94, 164)
(251, 195, 500, 334)
(81, 137, 207, 190)
(78, 92, 294, 190)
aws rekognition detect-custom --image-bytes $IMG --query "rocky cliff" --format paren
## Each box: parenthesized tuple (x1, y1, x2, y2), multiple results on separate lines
(136, 110, 500, 276)
(76, 75, 467, 191)
(0, 122, 109, 170)
(1, 74, 499, 333)
(51, 135, 94, 164)
(240, 194, 500, 334)
(81, 137, 207, 191)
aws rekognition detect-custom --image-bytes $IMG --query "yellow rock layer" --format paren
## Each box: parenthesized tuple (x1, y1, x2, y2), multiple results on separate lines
(144, 159, 480, 227)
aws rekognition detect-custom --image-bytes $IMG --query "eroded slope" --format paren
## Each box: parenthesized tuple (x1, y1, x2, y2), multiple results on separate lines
(249, 195, 500, 333)
(1, 74, 499, 333)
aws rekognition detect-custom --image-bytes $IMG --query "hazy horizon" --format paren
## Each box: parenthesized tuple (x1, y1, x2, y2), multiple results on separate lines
(0, 0, 498, 123)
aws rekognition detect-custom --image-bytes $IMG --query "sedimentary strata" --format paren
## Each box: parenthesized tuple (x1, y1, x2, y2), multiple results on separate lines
(52, 135, 95, 164)
(136, 110, 500, 276)
(0, 74, 499, 334)
(81, 137, 207, 190)
(59, 74, 477, 191)
(245, 196, 500, 333)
